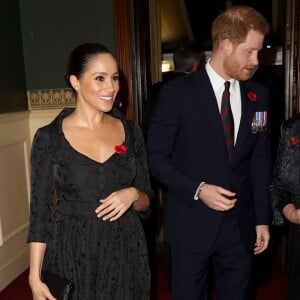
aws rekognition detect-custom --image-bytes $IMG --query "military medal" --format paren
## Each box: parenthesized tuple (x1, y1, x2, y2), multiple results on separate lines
(251, 111, 267, 133)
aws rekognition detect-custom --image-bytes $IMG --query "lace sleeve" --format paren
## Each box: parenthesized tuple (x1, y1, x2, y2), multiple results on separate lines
(27, 127, 56, 243)
(131, 122, 154, 218)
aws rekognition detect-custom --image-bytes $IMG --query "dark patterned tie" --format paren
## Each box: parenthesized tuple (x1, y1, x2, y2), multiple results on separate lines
(221, 81, 234, 159)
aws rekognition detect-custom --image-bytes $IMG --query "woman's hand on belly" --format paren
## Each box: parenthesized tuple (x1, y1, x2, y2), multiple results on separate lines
(95, 187, 138, 221)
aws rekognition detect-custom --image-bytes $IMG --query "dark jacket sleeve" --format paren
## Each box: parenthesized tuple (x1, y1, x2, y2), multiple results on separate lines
(146, 82, 201, 208)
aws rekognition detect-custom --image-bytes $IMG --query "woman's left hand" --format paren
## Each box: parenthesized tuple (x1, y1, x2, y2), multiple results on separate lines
(95, 187, 138, 221)
(283, 203, 300, 224)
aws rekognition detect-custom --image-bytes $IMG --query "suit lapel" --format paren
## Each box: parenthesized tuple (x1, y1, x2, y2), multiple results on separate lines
(195, 69, 229, 158)
(197, 69, 229, 145)
(234, 82, 256, 155)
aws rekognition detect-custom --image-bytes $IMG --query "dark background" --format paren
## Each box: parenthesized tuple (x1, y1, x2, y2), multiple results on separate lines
(184, 0, 283, 50)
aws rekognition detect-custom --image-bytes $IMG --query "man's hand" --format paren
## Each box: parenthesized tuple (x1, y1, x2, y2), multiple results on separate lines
(199, 183, 237, 211)
(254, 225, 269, 255)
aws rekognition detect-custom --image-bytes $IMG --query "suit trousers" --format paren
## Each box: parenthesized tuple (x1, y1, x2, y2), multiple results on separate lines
(170, 212, 252, 300)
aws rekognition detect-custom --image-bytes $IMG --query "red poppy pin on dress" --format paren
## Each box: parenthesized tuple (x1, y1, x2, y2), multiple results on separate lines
(115, 144, 128, 154)
(291, 136, 299, 146)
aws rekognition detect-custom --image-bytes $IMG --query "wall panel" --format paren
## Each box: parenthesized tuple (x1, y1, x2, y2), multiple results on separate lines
(0, 112, 31, 291)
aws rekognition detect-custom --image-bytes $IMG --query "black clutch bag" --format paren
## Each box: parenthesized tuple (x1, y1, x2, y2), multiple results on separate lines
(42, 271, 73, 300)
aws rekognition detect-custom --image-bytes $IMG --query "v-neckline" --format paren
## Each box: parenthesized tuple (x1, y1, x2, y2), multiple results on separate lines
(59, 110, 127, 165)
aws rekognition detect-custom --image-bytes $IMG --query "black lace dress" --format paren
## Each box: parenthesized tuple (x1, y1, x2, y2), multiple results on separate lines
(27, 108, 152, 300)
(270, 114, 300, 300)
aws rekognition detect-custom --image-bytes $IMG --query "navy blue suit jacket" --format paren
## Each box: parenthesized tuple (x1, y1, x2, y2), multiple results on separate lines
(147, 66, 272, 253)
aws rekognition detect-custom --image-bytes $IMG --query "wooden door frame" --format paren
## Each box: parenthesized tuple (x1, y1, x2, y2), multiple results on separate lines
(113, 0, 160, 124)
(285, 0, 300, 117)
(113, 0, 134, 120)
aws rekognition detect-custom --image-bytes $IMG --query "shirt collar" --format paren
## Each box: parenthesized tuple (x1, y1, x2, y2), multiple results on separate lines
(205, 61, 237, 93)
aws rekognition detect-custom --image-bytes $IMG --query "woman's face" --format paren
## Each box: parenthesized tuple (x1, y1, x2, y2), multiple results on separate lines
(72, 53, 120, 112)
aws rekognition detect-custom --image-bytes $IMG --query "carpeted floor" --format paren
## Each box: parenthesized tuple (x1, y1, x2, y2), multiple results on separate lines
(0, 253, 287, 300)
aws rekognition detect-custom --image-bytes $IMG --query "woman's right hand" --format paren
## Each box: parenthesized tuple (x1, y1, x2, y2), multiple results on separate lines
(29, 276, 56, 300)
(283, 203, 300, 224)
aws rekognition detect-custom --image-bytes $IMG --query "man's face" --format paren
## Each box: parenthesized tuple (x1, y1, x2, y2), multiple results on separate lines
(224, 30, 264, 81)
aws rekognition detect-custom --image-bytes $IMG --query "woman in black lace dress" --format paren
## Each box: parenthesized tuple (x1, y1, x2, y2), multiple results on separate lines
(270, 115, 300, 300)
(27, 43, 152, 300)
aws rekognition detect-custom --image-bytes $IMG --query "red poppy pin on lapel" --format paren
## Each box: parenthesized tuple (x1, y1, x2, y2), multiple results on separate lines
(247, 91, 257, 102)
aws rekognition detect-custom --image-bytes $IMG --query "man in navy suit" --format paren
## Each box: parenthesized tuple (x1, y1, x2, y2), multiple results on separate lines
(147, 6, 272, 300)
